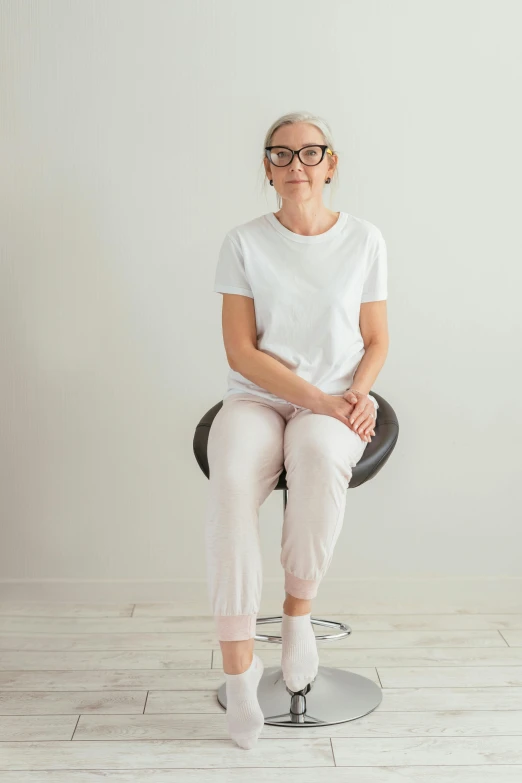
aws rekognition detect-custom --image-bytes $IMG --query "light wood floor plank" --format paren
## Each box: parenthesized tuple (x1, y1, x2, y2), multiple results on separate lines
(0, 772, 522, 783)
(4, 642, 522, 667)
(0, 629, 508, 649)
(331, 736, 522, 766)
(0, 604, 134, 618)
(133, 600, 522, 617)
(1, 768, 522, 782)
(0, 650, 212, 670)
(213, 645, 522, 668)
(145, 685, 522, 713)
(72, 709, 522, 741)
(0, 666, 378, 690)
(0, 716, 78, 741)
(0, 738, 334, 770)
(377, 665, 522, 687)
(131, 607, 522, 629)
(502, 631, 522, 646)
(0, 691, 147, 714)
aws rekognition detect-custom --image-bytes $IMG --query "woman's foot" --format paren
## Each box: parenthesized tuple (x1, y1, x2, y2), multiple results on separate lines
(281, 611, 319, 692)
(224, 653, 265, 749)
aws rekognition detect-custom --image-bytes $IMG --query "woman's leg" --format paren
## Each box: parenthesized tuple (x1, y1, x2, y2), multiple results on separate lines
(283, 592, 311, 617)
(278, 402, 375, 691)
(280, 400, 375, 598)
(204, 394, 287, 672)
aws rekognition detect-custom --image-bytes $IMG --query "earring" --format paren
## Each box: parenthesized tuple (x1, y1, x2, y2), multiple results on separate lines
(269, 180, 273, 186)
(325, 177, 331, 184)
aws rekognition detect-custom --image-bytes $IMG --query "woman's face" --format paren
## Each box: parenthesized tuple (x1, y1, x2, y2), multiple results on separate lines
(264, 122, 337, 204)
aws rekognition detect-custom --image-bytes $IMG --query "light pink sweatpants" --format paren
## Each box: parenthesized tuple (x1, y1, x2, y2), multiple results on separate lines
(204, 391, 378, 641)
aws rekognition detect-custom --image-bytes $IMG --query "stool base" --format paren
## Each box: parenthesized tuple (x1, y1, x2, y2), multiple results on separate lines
(217, 664, 382, 727)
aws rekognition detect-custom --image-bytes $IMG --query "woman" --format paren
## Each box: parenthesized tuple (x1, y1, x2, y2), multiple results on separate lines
(205, 111, 389, 748)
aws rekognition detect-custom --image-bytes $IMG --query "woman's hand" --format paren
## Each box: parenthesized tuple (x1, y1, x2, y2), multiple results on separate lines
(342, 389, 376, 441)
(311, 391, 375, 442)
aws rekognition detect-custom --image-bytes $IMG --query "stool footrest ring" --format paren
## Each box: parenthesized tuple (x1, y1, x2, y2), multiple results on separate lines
(254, 615, 352, 644)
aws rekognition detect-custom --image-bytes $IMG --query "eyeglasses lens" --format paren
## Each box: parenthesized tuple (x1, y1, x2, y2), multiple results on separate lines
(268, 146, 323, 166)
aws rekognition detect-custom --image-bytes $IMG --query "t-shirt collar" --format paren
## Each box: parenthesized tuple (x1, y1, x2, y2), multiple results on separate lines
(265, 211, 347, 243)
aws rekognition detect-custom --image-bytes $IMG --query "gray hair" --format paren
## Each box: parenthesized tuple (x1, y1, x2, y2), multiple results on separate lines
(259, 111, 339, 209)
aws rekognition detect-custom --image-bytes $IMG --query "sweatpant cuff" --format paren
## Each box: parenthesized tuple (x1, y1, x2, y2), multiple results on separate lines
(284, 570, 320, 599)
(215, 613, 257, 641)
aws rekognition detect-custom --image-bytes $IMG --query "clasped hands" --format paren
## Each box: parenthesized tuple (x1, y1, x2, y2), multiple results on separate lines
(343, 388, 376, 442)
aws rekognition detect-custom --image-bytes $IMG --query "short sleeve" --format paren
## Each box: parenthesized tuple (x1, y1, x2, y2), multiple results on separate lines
(214, 233, 254, 298)
(361, 229, 388, 303)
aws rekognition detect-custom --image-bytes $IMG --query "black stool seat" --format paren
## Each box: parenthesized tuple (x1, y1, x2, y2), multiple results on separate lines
(194, 390, 399, 726)
(194, 390, 399, 489)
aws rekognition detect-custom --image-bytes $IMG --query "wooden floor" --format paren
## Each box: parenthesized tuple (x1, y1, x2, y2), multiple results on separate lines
(0, 602, 521, 781)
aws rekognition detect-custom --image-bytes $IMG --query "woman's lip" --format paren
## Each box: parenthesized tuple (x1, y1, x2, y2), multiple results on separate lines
(287, 180, 307, 183)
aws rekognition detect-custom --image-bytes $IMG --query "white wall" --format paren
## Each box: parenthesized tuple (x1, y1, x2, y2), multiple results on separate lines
(1, 0, 520, 611)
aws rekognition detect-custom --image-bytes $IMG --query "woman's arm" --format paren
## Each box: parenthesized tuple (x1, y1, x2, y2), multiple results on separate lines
(221, 293, 324, 410)
(232, 345, 325, 410)
(351, 300, 389, 395)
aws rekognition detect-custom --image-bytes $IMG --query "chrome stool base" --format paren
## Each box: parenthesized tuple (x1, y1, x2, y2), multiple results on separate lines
(217, 616, 383, 727)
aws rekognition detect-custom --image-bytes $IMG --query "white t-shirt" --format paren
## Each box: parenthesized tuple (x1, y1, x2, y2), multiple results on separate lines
(213, 211, 387, 409)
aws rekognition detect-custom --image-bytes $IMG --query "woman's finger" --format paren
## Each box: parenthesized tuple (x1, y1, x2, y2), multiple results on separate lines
(349, 406, 367, 428)
(351, 406, 374, 431)
(357, 412, 375, 437)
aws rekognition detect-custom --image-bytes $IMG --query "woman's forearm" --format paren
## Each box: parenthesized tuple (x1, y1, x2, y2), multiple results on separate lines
(351, 341, 388, 395)
(231, 341, 388, 410)
(231, 348, 325, 410)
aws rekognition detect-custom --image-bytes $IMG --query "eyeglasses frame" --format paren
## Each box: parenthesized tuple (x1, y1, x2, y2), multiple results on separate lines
(265, 144, 334, 167)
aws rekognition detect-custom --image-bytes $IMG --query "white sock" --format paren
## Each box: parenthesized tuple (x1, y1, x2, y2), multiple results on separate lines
(281, 611, 319, 692)
(224, 653, 265, 749)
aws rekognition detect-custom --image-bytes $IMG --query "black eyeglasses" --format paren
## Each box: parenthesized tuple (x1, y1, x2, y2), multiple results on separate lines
(265, 144, 333, 167)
